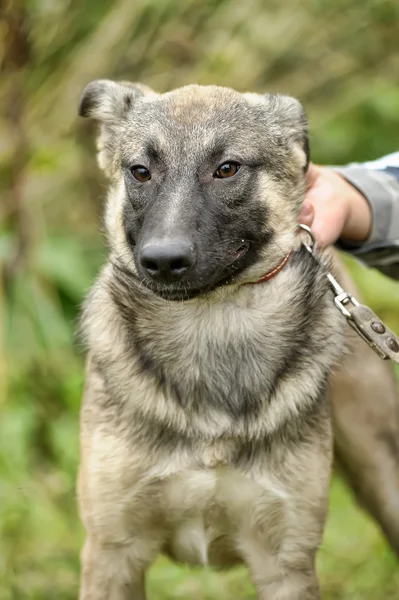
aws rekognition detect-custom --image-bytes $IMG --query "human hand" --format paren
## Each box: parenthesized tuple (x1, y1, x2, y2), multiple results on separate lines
(299, 163, 372, 248)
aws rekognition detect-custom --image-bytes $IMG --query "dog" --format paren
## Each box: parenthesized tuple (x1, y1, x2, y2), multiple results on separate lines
(77, 80, 399, 600)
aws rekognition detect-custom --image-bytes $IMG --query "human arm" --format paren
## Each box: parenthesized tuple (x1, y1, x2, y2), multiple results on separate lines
(300, 153, 399, 280)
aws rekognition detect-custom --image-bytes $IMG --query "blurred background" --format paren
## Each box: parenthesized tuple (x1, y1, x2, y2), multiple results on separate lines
(1, 0, 399, 598)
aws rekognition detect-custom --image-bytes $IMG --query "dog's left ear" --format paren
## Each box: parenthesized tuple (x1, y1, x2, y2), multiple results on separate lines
(265, 94, 310, 173)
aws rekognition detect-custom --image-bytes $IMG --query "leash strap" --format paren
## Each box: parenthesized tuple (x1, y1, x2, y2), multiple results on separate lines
(299, 224, 399, 364)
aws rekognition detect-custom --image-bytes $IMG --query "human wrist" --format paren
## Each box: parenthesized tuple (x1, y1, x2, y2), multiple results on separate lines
(339, 179, 372, 243)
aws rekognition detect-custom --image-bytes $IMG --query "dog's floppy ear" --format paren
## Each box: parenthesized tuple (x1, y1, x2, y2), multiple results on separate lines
(78, 79, 156, 177)
(265, 94, 310, 173)
(78, 79, 156, 122)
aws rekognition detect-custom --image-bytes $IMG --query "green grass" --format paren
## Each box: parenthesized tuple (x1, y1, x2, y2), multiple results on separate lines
(1, 453, 398, 600)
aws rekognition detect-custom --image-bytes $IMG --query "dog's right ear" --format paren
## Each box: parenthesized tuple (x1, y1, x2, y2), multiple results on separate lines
(78, 79, 156, 122)
(78, 80, 156, 177)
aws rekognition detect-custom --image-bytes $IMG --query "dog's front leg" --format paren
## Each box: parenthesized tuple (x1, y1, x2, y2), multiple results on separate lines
(252, 567, 320, 600)
(78, 367, 164, 599)
(79, 537, 147, 600)
(237, 497, 322, 600)
(238, 419, 331, 600)
(243, 543, 320, 600)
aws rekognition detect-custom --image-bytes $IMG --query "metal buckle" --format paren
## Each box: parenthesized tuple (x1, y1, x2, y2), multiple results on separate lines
(299, 224, 360, 316)
(333, 291, 358, 319)
(298, 223, 391, 360)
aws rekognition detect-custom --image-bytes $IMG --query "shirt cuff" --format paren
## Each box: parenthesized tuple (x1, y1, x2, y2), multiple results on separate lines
(331, 166, 395, 247)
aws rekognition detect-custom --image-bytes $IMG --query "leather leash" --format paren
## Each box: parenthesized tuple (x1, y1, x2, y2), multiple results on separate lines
(299, 224, 399, 364)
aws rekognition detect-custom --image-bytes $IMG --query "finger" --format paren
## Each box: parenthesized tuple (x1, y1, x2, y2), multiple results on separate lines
(311, 209, 344, 249)
(298, 201, 314, 226)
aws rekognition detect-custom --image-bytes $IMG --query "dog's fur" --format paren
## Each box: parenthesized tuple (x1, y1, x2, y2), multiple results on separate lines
(77, 81, 399, 600)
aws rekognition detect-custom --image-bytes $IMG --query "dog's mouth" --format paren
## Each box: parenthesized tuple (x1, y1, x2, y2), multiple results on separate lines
(233, 240, 251, 261)
(137, 240, 253, 301)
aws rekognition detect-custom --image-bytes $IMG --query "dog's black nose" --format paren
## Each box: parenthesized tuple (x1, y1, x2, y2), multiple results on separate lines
(140, 241, 195, 282)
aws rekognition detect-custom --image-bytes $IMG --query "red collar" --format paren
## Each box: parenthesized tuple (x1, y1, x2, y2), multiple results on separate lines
(249, 250, 293, 285)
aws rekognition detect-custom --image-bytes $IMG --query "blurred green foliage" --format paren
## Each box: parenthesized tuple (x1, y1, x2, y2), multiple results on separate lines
(1, 0, 398, 598)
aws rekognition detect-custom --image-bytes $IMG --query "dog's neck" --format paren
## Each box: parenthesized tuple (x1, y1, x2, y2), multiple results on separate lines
(104, 247, 334, 345)
(82, 246, 345, 440)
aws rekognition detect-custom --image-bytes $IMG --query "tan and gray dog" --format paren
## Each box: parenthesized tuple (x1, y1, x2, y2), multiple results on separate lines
(77, 80, 399, 600)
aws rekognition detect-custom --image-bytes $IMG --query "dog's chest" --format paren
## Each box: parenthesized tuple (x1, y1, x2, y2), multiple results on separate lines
(134, 295, 292, 414)
(160, 455, 289, 568)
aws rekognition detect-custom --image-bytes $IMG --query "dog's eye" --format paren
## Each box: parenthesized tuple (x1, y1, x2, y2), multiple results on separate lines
(130, 166, 151, 182)
(215, 162, 240, 179)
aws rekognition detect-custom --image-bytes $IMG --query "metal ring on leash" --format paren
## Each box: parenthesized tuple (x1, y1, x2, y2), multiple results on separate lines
(298, 223, 316, 253)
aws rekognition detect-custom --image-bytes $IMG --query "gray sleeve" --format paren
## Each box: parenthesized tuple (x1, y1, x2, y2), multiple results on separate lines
(331, 154, 399, 280)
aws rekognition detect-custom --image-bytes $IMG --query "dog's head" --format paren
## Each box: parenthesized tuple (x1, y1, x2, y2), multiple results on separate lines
(79, 80, 309, 300)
